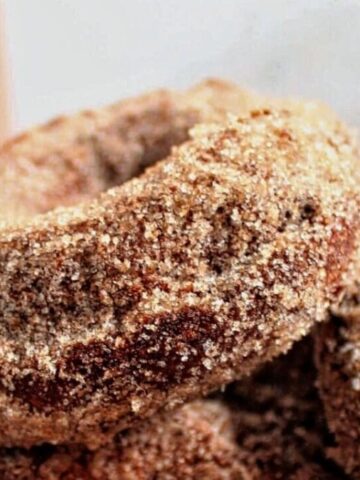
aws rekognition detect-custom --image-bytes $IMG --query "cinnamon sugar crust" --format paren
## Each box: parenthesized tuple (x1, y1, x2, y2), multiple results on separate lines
(0, 338, 347, 479)
(0, 77, 337, 227)
(0, 109, 359, 448)
(0, 401, 247, 480)
(0, 79, 263, 226)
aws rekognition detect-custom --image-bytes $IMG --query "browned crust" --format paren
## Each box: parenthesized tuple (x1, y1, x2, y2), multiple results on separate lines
(0, 108, 359, 448)
(315, 284, 360, 478)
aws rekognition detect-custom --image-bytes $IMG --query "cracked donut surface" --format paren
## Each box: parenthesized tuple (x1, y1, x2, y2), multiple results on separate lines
(0, 106, 359, 449)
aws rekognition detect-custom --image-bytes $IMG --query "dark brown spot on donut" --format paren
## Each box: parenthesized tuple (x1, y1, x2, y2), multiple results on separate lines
(9, 306, 236, 411)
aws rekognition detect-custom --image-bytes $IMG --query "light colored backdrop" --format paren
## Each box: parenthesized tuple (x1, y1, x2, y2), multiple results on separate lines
(3, 0, 360, 133)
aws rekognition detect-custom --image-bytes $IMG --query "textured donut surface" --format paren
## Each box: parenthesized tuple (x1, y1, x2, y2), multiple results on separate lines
(0, 108, 359, 448)
(0, 79, 261, 225)
(0, 338, 346, 479)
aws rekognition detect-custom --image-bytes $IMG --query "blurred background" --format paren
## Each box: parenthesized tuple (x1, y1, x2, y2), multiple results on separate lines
(0, 0, 359, 141)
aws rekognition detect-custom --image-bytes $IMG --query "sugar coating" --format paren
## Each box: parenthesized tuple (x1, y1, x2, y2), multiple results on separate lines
(0, 79, 264, 226)
(0, 338, 346, 479)
(0, 107, 359, 449)
(0, 400, 249, 480)
(0, 77, 337, 227)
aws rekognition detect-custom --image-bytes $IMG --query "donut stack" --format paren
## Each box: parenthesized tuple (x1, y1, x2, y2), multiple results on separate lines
(0, 79, 359, 479)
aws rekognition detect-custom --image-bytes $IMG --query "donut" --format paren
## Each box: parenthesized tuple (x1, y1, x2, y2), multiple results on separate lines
(228, 336, 347, 480)
(0, 337, 346, 479)
(315, 282, 360, 478)
(1, 103, 359, 449)
(0, 400, 247, 480)
(0, 79, 262, 226)
(0, 77, 336, 226)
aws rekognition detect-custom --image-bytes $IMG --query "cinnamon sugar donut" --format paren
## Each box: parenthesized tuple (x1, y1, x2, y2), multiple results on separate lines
(0, 401, 247, 480)
(0, 338, 346, 479)
(0, 106, 359, 449)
